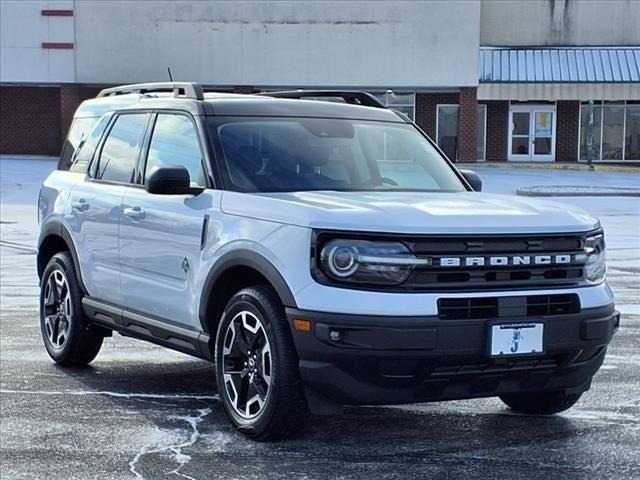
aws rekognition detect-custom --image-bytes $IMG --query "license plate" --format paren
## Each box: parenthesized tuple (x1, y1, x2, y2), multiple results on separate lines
(490, 322, 543, 357)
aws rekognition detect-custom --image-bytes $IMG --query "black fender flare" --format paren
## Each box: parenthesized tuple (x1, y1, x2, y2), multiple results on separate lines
(37, 219, 88, 294)
(198, 249, 297, 333)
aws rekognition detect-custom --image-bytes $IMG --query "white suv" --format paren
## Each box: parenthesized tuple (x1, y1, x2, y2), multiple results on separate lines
(38, 83, 618, 439)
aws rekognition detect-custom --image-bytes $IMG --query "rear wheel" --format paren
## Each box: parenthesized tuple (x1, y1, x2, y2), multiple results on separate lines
(39, 252, 104, 366)
(499, 390, 584, 415)
(215, 286, 308, 440)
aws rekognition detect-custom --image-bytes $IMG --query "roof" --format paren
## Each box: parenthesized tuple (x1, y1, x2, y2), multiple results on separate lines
(479, 47, 640, 83)
(203, 97, 403, 122)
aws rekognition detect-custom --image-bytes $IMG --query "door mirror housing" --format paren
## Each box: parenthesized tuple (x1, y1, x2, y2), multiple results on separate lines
(146, 165, 203, 195)
(459, 169, 482, 192)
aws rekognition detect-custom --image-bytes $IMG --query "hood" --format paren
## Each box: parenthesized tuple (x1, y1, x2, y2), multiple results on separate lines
(221, 191, 600, 235)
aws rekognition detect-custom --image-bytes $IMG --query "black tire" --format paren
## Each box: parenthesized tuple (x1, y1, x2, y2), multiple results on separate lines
(39, 252, 104, 366)
(499, 390, 584, 415)
(215, 285, 308, 440)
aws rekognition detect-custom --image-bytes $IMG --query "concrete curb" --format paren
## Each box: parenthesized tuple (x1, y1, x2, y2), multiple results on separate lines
(517, 186, 640, 197)
(469, 162, 640, 174)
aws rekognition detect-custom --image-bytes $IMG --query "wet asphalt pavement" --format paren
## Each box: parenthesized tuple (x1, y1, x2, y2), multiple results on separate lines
(1, 159, 639, 479)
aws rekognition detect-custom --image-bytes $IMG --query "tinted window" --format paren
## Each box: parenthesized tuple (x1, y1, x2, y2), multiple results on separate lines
(625, 104, 640, 160)
(96, 114, 148, 183)
(71, 114, 111, 172)
(579, 103, 602, 161)
(211, 117, 465, 193)
(145, 114, 206, 187)
(59, 117, 98, 170)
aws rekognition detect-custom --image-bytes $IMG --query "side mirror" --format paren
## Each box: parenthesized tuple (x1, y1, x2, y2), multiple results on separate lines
(146, 165, 199, 195)
(459, 169, 482, 192)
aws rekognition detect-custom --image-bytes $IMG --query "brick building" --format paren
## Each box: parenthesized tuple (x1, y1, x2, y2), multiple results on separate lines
(1, 0, 639, 163)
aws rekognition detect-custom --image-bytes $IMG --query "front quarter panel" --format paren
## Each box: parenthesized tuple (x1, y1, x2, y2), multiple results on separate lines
(197, 208, 314, 324)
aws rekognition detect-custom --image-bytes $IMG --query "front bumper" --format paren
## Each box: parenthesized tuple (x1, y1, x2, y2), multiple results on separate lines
(287, 304, 619, 415)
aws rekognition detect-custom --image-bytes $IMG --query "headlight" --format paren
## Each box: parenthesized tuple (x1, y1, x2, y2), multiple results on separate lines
(583, 233, 606, 283)
(319, 239, 430, 285)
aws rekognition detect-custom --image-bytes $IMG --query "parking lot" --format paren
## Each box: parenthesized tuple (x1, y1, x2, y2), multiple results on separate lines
(1, 158, 639, 480)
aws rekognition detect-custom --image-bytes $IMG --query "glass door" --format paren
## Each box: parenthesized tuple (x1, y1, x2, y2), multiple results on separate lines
(509, 111, 531, 161)
(509, 105, 556, 162)
(532, 110, 554, 161)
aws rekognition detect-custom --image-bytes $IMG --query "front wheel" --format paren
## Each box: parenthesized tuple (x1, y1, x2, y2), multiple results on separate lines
(39, 252, 104, 366)
(215, 286, 308, 440)
(499, 390, 584, 415)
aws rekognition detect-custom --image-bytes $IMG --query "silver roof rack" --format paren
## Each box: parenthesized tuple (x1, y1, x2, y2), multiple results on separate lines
(97, 82, 204, 100)
(259, 90, 386, 109)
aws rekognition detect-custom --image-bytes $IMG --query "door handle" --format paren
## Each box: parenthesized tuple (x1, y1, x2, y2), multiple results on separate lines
(123, 206, 145, 220)
(71, 199, 90, 212)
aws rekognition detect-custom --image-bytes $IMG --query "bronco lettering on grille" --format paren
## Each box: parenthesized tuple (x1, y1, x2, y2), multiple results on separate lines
(437, 254, 574, 268)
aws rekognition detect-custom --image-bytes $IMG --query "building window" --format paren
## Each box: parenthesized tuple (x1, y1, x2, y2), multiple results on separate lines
(436, 104, 486, 161)
(579, 101, 639, 161)
(372, 91, 415, 120)
(436, 105, 459, 161)
(602, 102, 625, 160)
(579, 103, 602, 161)
(624, 103, 640, 160)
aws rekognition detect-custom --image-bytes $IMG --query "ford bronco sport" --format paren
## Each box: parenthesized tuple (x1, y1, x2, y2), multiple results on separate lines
(38, 82, 619, 439)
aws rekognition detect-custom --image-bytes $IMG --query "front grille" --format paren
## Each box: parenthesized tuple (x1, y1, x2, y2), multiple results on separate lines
(438, 293, 580, 320)
(404, 233, 588, 291)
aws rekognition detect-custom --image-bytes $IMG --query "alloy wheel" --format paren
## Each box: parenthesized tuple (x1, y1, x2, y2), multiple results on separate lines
(43, 269, 72, 350)
(222, 310, 272, 419)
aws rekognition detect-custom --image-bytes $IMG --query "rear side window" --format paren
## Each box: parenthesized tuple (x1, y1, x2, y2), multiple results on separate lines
(144, 114, 207, 187)
(70, 114, 111, 172)
(59, 117, 98, 170)
(96, 114, 149, 183)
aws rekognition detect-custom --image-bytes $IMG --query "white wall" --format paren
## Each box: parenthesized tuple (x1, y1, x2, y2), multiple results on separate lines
(74, 0, 480, 88)
(0, 0, 75, 83)
(481, 0, 640, 47)
(4, 0, 639, 87)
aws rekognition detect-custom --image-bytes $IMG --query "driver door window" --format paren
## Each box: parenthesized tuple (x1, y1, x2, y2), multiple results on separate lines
(144, 114, 207, 187)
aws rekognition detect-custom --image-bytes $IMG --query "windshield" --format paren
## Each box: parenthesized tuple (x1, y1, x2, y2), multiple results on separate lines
(209, 117, 466, 193)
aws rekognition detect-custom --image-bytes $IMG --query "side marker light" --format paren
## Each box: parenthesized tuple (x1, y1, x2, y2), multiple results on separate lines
(293, 319, 312, 332)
